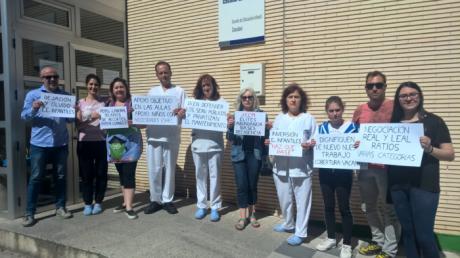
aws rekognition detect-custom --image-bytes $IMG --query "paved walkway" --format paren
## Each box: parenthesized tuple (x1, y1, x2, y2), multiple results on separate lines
(0, 192, 458, 258)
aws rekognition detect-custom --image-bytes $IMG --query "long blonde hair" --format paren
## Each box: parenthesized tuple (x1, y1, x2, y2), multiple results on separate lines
(235, 87, 259, 111)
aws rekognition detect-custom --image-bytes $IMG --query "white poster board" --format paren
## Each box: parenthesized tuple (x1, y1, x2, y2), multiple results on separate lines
(103, 69, 120, 85)
(234, 111, 266, 136)
(132, 95, 178, 125)
(269, 129, 303, 157)
(218, 0, 265, 47)
(99, 106, 128, 129)
(77, 65, 97, 82)
(354, 123, 424, 167)
(182, 99, 229, 132)
(39, 92, 75, 118)
(314, 134, 361, 170)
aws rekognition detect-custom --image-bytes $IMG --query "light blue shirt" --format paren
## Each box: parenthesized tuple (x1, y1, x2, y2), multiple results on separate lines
(21, 85, 74, 147)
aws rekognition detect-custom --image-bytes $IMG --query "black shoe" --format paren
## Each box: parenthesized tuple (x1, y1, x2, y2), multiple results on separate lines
(125, 209, 138, 220)
(22, 215, 36, 227)
(163, 202, 178, 214)
(113, 204, 126, 214)
(144, 202, 162, 214)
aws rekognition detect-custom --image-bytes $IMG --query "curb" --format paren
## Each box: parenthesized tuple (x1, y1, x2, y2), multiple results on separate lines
(0, 228, 106, 258)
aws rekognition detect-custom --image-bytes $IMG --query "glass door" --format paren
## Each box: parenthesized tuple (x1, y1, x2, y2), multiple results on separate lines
(69, 44, 124, 198)
(16, 35, 76, 213)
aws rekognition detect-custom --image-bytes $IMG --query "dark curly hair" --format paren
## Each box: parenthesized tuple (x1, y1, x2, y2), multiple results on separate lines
(109, 77, 131, 102)
(193, 74, 220, 100)
(280, 83, 309, 114)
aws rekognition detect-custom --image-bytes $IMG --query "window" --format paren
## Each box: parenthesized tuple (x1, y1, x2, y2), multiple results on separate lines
(76, 50, 122, 85)
(22, 39, 64, 78)
(23, 0, 70, 28)
(80, 9, 124, 48)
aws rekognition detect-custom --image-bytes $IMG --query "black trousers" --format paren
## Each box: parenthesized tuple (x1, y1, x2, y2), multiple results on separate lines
(77, 141, 108, 205)
(319, 169, 353, 245)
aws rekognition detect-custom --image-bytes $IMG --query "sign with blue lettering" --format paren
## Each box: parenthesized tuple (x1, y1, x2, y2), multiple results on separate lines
(182, 99, 229, 132)
(218, 0, 265, 47)
(132, 95, 178, 125)
(353, 123, 424, 167)
(314, 134, 362, 170)
(39, 92, 75, 118)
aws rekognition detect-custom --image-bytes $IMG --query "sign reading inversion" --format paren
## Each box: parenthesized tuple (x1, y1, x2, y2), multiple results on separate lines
(218, 0, 264, 47)
(269, 130, 303, 157)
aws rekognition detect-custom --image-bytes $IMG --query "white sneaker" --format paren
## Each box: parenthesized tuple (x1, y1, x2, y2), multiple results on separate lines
(316, 238, 337, 251)
(340, 244, 352, 258)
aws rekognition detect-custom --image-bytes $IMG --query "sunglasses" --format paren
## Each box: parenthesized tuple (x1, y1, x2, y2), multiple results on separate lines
(365, 82, 386, 90)
(42, 75, 59, 81)
(242, 96, 254, 101)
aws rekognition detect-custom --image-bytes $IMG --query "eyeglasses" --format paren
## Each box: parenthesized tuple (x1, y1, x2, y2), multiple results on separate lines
(365, 82, 386, 90)
(242, 96, 254, 101)
(398, 92, 419, 100)
(42, 75, 59, 81)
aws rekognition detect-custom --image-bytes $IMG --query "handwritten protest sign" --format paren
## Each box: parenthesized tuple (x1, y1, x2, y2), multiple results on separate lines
(269, 130, 303, 157)
(182, 99, 228, 132)
(314, 134, 361, 170)
(39, 92, 75, 118)
(132, 95, 178, 125)
(99, 106, 128, 129)
(353, 123, 424, 167)
(234, 111, 266, 136)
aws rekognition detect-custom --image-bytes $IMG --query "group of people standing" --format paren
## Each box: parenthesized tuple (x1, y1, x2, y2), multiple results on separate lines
(21, 63, 454, 258)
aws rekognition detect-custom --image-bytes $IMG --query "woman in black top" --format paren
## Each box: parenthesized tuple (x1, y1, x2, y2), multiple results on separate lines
(388, 82, 454, 258)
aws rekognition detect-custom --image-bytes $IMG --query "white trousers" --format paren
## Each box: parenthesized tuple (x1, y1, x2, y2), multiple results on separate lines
(273, 174, 312, 238)
(192, 151, 222, 210)
(147, 141, 179, 204)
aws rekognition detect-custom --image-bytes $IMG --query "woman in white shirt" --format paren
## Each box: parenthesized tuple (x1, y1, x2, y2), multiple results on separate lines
(270, 83, 316, 246)
(190, 74, 224, 222)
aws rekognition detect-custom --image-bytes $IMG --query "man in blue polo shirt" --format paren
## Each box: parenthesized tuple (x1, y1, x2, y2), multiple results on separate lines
(21, 66, 74, 227)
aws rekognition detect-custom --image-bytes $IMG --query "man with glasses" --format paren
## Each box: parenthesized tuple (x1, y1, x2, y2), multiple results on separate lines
(20, 66, 74, 227)
(352, 71, 400, 258)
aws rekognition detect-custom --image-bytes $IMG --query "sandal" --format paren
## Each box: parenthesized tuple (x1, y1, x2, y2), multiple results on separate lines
(250, 214, 260, 228)
(234, 218, 248, 230)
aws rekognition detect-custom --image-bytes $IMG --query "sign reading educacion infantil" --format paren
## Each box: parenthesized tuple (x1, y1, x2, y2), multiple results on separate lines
(99, 106, 128, 129)
(353, 123, 424, 167)
(39, 92, 75, 118)
(314, 134, 361, 170)
(269, 129, 303, 157)
(218, 0, 264, 47)
(234, 111, 266, 136)
(182, 99, 229, 132)
(132, 95, 178, 125)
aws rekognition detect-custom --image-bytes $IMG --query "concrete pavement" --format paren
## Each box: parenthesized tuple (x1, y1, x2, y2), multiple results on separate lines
(0, 192, 458, 258)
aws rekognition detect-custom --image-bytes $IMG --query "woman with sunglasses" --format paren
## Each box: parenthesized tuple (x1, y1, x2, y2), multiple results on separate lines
(315, 96, 358, 258)
(190, 74, 224, 222)
(388, 82, 454, 258)
(269, 83, 316, 246)
(227, 87, 268, 230)
(76, 74, 108, 216)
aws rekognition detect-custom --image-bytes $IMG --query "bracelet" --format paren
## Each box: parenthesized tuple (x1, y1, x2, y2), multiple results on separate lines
(428, 145, 434, 154)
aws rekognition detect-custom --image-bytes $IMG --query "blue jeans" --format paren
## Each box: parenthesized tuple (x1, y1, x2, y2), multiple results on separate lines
(26, 145, 68, 216)
(391, 187, 440, 258)
(232, 151, 260, 208)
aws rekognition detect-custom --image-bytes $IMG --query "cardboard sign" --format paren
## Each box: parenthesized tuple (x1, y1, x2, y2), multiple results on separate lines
(314, 134, 361, 170)
(132, 95, 178, 125)
(182, 99, 229, 132)
(39, 92, 75, 118)
(234, 111, 266, 136)
(269, 129, 303, 157)
(99, 106, 128, 129)
(354, 123, 424, 167)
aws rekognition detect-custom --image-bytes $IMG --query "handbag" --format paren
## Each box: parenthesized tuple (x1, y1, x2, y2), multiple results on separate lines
(259, 155, 273, 176)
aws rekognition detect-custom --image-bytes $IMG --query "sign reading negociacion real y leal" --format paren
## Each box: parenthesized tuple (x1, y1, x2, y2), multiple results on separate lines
(218, 0, 264, 47)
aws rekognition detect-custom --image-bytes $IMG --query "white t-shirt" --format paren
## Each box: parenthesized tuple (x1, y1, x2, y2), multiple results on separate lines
(146, 84, 186, 143)
(272, 112, 316, 177)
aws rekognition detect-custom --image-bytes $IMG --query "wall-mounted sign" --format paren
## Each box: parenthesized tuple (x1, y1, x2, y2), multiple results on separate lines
(218, 0, 265, 47)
